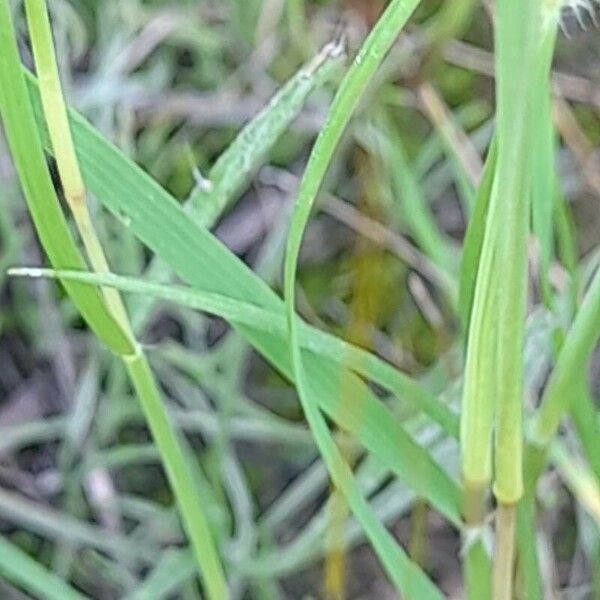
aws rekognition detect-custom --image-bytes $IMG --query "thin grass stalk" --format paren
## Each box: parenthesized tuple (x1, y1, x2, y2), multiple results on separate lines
(493, 504, 517, 600)
(23, 0, 131, 333)
(461, 0, 543, 596)
(526, 0, 592, 453)
(491, 0, 541, 502)
(17, 2, 227, 596)
(283, 0, 446, 594)
(0, 2, 133, 356)
(490, 0, 544, 593)
(531, 25, 560, 307)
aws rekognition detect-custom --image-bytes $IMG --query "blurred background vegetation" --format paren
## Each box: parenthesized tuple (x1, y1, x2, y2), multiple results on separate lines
(0, 0, 599, 597)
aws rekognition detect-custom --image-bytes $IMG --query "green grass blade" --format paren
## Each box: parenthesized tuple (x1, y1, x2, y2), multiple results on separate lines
(188, 40, 346, 228)
(492, 0, 542, 501)
(18, 3, 228, 593)
(22, 63, 460, 486)
(0, 535, 87, 600)
(11, 266, 462, 526)
(0, 1, 133, 355)
(23, 62, 462, 528)
(458, 136, 496, 335)
(531, 262, 600, 447)
(530, 27, 559, 305)
(124, 354, 228, 597)
(281, 0, 443, 593)
(38, 268, 458, 436)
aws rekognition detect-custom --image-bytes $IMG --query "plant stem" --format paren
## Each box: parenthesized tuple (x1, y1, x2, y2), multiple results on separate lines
(462, 480, 491, 599)
(282, 0, 445, 595)
(0, 1, 133, 356)
(21, 1, 227, 596)
(124, 354, 227, 596)
(493, 504, 516, 600)
(24, 0, 131, 333)
(463, 482, 487, 527)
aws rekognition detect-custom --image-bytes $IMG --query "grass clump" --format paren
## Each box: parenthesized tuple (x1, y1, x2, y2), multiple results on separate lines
(0, 0, 599, 597)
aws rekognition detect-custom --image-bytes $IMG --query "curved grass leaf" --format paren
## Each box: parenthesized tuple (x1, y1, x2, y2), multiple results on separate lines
(281, 0, 442, 594)
(23, 73, 462, 506)
(458, 136, 497, 336)
(11, 266, 462, 527)
(23, 36, 455, 597)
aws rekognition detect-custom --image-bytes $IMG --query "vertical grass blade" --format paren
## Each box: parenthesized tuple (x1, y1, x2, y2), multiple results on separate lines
(530, 27, 560, 305)
(490, 0, 541, 506)
(461, 0, 544, 596)
(458, 136, 496, 335)
(282, 0, 445, 594)
(0, 0, 132, 355)
(4, 2, 228, 596)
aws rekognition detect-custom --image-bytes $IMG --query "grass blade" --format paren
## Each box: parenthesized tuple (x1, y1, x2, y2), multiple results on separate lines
(22, 67, 462, 511)
(458, 136, 496, 335)
(23, 36, 462, 538)
(531, 261, 600, 447)
(0, 535, 87, 600)
(10, 265, 463, 526)
(0, 1, 132, 355)
(281, 0, 445, 593)
(188, 39, 346, 228)
(11, 3, 228, 594)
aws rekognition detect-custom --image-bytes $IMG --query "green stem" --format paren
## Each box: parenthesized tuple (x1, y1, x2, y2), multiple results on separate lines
(491, 0, 542, 507)
(124, 354, 227, 598)
(5, 2, 228, 596)
(282, 0, 444, 595)
(0, 0, 132, 356)
(23, 0, 131, 333)
(493, 504, 516, 600)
